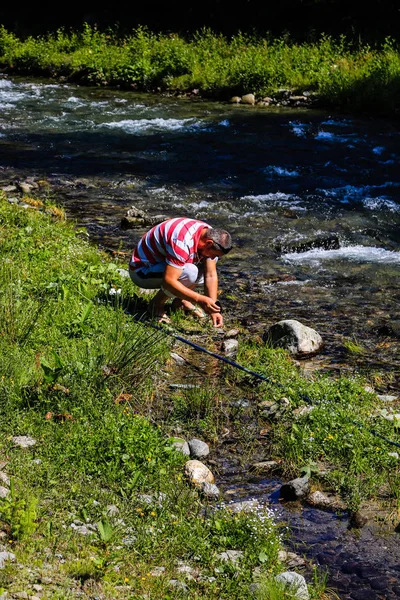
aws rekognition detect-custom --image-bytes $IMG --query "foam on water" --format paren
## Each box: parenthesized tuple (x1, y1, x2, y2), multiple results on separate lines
(264, 166, 299, 177)
(288, 121, 308, 137)
(240, 192, 306, 211)
(0, 78, 13, 89)
(316, 183, 400, 209)
(321, 118, 352, 126)
(100, 117, 203, 134)
(282, 245, 400, 265)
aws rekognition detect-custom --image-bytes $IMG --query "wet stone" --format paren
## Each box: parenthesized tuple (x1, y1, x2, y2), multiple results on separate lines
(350, 589, 380, 600)
(358, 564, 381, 579)
(342, 561, 362, 575)
(369, 576, 390, 590)
(316, 552, 337, 566)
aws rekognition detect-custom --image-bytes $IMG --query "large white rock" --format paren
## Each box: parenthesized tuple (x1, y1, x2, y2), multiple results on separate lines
(275, 572, 309, 599)
(184, 460, 214, 486)
(263, 319, 323, 356)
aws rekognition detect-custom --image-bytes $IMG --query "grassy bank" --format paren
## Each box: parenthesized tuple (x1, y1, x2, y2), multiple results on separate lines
(0, 25, 400, 117)
(1, 193, 340, 599)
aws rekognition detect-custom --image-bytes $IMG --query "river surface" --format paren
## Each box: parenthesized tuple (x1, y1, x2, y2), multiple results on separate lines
(1, 75, 400, 598)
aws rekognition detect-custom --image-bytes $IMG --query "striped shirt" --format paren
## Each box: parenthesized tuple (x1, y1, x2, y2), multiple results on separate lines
(129, 217, 211, 271)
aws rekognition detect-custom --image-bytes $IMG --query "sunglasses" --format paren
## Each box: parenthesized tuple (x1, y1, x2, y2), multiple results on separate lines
(212, 241, 232, 255)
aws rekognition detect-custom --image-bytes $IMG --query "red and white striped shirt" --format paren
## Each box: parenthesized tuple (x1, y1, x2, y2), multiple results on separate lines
(130, 217, 211, 271)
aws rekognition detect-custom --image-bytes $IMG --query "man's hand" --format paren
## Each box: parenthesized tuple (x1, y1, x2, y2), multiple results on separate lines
(197, 295, 221, 314)
(211, 312, 224, 328)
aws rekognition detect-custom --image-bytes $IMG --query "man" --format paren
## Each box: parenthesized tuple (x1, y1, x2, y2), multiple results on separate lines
(129, 217, 232, 328)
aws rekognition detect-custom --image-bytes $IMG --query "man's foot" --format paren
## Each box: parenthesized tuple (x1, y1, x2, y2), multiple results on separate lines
(155, 313, 171, 324)
(147, 290, 168, 319)
(171, 298, 206, 319)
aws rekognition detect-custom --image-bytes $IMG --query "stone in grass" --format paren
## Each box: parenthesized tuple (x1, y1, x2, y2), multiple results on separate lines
(221, 338, 239, 358)
(275, 572, 310, 600)
(216, 550, 244, 564)
(188, 438, 210, 459)
(169, 437, 190, 456)
(184, 460, 214, 486)
(0, 487, 9, 499)
(263, 319, 323, 357)
(0, 551, 16, 568)
(12, 435, 37, 448)
(200, 481, 220, 500)
(0, 472, 10, 487)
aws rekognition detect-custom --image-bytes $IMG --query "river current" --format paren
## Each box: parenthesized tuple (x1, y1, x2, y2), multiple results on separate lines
(1, 75, 400, 598)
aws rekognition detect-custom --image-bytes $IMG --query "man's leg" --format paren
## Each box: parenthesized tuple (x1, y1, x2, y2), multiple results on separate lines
(129, 265, 169, 317)
(170, 264, 206, 317)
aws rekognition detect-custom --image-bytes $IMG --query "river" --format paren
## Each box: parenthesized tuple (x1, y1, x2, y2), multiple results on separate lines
(1, 75, 400, 598)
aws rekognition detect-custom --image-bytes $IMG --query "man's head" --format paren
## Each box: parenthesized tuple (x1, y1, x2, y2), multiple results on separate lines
(199, 227, 232, 258)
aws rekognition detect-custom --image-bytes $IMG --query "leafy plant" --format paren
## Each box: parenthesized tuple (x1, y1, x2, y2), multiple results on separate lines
(0, 480, 38, 540)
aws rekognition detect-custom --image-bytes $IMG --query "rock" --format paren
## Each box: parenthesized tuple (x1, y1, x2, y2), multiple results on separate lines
(306, 490, 334, 509)
(224, 328, 240, 338)
(275, 571, 309, 599)
(0, 551, 15, 568)
(217, 550, 244, 563)
(258, 397, 290, 420)
(241, 93, 255, 105)
(276, 233, 340, 254)
(168, 580, 188, 591)
(280, 476, 310, 501)
(150, 566, 165, 576)
(221, 338, 238, 358)
(12, 436, 37, 448)
(200, 481, 220, 500)
(230, 96, 241, 104)
(278, 550, 307, 568)
(293, 405, 314, 418)
(258, 97, 273, 105)
(263, 319, 323, 357)
(120, 215, 146, 229)
(348, 511, 368, 529)
(188, 438, 210, 459)
(377, 394, 398, 402)
(0, 487, 9, 499)
(106, 504, 119, 517)
(184, 460, 214, 486)
(229, 499, 260, 513)
(170, 352, 187, 366)
(250, 460, 280, 473)
(169, 437, 190, 456)
(18, 182, 37, 194)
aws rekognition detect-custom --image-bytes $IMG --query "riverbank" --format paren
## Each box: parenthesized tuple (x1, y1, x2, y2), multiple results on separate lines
(0, 25, 400, 118)
(1, 185, 400, 598)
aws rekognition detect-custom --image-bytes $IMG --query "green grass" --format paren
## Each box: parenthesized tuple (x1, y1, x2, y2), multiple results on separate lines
(0, 193, 331, 599)
(226, 341, 400, 514)
(0, 24, 400, 116)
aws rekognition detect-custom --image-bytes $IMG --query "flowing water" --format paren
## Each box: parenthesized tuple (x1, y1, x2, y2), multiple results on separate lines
(1, 75, 400, 597)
